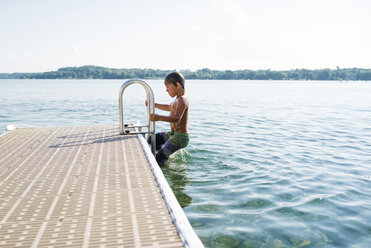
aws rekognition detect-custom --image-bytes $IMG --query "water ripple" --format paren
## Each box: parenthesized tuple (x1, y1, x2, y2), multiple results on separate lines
(2, 80, 371, 247)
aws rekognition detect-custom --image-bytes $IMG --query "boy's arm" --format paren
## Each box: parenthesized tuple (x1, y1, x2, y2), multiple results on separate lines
(146, 101, 170, 111)
(155, 103, 171, 111)
(151, 98, 186, 123)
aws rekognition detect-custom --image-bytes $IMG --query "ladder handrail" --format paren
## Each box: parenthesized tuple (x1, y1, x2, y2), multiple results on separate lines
(119, 79, 156, 155)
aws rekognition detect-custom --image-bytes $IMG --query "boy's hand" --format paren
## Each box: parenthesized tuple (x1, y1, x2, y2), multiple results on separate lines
(149, 114, 158, 121)
(145, 100, 148, 107)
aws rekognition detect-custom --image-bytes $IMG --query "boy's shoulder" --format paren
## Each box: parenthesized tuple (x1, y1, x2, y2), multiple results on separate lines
(177, 95, 189, 105)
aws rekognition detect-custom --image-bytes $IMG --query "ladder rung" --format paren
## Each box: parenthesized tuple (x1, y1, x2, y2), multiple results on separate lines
(120, 131, 153, 135)
(124, 124, 149, 128)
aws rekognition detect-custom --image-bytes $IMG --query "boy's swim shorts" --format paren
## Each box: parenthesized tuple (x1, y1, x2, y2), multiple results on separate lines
(147, 131, 189, 166)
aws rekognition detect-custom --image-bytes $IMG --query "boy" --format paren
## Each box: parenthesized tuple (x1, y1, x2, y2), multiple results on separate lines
(147, 72, 189, 166)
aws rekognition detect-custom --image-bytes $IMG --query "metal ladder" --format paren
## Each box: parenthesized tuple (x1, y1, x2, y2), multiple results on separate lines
(119, 79, 156, 155)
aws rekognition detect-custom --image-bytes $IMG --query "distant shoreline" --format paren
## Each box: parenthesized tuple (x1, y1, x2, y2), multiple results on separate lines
(1, 65, 371, 81)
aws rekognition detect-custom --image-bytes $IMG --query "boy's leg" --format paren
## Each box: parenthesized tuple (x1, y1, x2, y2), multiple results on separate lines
(155, 132, 190, 166)
(147, 132, 167, 151)
(155, 141, 180, 166)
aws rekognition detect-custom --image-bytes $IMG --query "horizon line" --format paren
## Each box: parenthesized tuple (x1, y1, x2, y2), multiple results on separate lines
(1, 65, 371, 74)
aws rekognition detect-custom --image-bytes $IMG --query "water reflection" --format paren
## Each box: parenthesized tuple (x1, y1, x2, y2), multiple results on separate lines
(161, 149, 193, 208)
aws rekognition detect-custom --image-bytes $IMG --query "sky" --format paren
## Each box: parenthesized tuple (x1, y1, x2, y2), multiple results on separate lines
(0, 0, 370, 73)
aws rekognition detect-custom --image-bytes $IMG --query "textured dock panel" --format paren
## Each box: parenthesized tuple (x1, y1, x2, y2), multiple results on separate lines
(0, 126, 184, 247)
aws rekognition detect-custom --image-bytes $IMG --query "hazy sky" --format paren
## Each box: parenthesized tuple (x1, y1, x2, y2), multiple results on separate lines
(1, 0, 370, 72)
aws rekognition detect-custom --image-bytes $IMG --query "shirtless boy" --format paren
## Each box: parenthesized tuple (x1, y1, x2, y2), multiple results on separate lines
(147, 72, 189, 166)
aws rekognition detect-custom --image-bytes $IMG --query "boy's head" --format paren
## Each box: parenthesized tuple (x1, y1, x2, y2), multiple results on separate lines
(165, 72, 185, 90)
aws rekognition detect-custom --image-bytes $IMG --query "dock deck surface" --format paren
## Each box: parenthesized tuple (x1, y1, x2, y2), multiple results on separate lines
(0, 125, 200, 247)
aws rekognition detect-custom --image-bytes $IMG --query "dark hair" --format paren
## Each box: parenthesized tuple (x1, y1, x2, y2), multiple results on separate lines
(165, 72, 185, 89)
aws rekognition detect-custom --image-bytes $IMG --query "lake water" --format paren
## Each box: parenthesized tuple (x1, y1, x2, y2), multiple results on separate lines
(1, 80, 370, 247)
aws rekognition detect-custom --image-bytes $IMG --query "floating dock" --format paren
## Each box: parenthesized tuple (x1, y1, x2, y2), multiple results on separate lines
(0, 125, 203, 247)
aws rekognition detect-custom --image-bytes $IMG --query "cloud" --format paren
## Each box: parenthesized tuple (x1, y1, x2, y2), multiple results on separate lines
(187, 24, 200, 32)
(56, 44, 82, 60)
(22, 51, 33, 58)
(72, 44, 81, 57)
(212, 0, 249, 30)
(0, 51, 33, 62)
(1, 51, 15, 61)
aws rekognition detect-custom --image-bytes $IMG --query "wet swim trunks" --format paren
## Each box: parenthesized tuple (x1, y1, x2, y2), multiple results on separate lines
(147, 131, 189, 166)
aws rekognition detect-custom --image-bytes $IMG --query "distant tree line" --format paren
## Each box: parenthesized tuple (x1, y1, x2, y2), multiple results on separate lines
(1, 65, 371, 80)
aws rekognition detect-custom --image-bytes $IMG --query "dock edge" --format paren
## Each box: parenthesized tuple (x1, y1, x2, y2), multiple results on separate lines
(1, 124, 35, 138)
(137, 133, 205, 248)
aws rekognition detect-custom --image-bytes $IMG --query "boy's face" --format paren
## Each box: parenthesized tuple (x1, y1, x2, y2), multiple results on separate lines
(165, 81, 178, 98)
